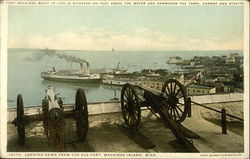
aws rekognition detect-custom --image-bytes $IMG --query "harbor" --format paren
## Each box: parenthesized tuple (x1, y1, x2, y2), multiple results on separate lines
(5, 49, 246, 158)
(7, 49, 243, 107)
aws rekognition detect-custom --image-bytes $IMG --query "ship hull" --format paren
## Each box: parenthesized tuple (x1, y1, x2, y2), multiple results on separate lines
(41, 75, 102, 83)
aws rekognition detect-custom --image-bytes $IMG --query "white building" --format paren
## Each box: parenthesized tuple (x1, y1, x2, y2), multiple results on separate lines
(168, 56, 182, 64)
(226, 57, 236, 64)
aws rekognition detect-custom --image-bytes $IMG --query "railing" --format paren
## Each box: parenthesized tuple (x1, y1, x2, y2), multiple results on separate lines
(187, 97, 244, 134)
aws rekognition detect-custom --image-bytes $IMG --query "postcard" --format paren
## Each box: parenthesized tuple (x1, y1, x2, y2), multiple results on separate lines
(0, 0, 249, 158)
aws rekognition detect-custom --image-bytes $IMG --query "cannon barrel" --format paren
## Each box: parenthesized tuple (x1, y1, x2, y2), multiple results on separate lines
(120, 79, 199, 152)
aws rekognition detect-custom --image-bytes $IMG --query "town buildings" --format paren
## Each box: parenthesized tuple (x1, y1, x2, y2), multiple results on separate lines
(186, 84, 216, 96)
(142, 53, 243, 95)
(141, 74, 184, 91)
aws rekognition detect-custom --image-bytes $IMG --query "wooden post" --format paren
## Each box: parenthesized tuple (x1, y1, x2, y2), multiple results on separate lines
(221, 108, 227, 134)
(187, 97, 191, 117)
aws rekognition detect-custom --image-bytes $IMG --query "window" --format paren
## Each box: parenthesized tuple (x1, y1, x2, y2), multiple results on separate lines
(202, 90, 204, 93)
(193, 90, 195, 92)
(188, 89, 189, 92)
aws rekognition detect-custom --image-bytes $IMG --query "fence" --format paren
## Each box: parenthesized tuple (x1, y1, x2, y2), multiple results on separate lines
(187, 97, 244, 134)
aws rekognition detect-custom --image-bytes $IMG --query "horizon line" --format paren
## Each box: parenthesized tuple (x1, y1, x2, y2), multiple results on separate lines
(8, 47, 243, 52)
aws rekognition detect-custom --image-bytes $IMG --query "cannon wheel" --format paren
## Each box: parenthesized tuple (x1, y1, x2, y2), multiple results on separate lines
(17, 94, 25, 145)
(75, 88, 88, 142)
(162, 79, 188, 123)
(121, 84, 141, 128)
(42, 99, 49, 136)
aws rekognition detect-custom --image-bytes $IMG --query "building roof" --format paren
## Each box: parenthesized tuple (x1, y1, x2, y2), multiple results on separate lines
(187, 84, 214, 89)
(163, 74, 181, 81)
(142, 74, 181, 82)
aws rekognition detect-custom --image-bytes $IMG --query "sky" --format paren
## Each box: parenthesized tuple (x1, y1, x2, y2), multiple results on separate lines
(8, 5, 244, 51)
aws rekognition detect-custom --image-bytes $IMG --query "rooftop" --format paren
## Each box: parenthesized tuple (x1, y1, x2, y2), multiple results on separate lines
(187, 84, 214, 89)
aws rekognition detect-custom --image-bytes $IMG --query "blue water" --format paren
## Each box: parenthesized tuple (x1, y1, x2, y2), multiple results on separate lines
(7, 48, 243, 107)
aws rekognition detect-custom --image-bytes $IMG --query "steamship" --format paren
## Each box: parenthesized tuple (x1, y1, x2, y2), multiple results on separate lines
(41, 63, 102, 83)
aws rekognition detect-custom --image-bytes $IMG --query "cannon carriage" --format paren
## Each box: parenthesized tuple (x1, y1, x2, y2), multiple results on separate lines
(12, 87, 89, 149)
(120, 79, 199, 152)
(121, 79, 189, 127)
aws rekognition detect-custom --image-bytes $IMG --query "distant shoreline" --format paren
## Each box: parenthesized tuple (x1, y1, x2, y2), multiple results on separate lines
(7, 48, 244, 53)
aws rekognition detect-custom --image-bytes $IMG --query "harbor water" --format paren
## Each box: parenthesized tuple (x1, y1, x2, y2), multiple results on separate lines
(7, 48, 242, 107)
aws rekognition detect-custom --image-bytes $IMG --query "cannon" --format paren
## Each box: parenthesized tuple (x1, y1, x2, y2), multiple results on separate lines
(120, 79, 199, 152)
(12, 87, 89, 149)
(11, 79, 199, 152)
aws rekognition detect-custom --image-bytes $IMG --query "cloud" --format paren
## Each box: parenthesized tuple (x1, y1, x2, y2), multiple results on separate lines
(8, 26, 243, 51)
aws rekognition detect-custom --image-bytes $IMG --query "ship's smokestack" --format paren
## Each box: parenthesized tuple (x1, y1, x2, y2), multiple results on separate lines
(86, 62, 90, 73)
(79, 62, 90, 73)
(79, 63, 84, 73)
(80, 63, 83, 70)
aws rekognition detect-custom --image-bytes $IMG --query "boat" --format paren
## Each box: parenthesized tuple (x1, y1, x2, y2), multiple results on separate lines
(102, 78, 141, 86)
(41, 72, 101, 83)
(100, 62, 127, 76)
(41, 63, 102, 83)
